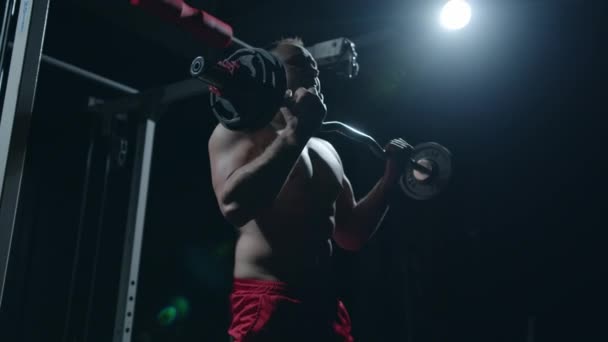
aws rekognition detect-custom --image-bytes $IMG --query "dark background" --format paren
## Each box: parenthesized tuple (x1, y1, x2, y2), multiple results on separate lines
(6, 0, 608, 341)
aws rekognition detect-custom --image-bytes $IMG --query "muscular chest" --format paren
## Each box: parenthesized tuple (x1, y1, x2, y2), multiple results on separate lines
(278, 142, 343, 207)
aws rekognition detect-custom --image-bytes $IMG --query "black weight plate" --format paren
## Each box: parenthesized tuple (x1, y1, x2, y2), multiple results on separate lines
(400, 142, 452, 200)
(210, 48, 287, 131)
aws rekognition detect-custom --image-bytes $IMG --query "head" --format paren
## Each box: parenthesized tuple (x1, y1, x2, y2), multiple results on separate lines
(270, 37, 321, 95)
(268, 37, 322, 128)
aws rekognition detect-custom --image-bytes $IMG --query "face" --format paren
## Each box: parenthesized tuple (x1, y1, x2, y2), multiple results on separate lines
(273, 43, 322, 97)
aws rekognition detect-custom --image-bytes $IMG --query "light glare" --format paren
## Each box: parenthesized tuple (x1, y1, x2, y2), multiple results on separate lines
(440, 0, 472, 30)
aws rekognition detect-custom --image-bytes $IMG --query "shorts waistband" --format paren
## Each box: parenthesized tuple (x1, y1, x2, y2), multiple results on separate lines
(232, 278, 291, 293)
(231, 277, 335, 299)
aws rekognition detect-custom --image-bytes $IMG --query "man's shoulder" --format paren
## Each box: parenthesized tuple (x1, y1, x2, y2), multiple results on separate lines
(208, 124, 251, 149)
(309, 137, 343, 165)
(208, 126, 249, 159)
(209, 123, 237, 141)
(310, 137, 337, 151)
(209, 124, 277, 156)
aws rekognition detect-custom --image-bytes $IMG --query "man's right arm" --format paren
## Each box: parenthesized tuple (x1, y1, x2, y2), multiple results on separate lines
(209, 125, 307, 227)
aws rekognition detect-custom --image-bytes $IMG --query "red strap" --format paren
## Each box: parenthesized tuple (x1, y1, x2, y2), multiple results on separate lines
(130, 0, 234, 48)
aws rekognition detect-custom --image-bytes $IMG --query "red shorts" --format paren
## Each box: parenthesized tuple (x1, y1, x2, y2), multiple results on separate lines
(228, 278, 354, 341)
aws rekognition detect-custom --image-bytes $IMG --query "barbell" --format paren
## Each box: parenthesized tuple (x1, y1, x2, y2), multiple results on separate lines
(189, 48, 453, 200)
(127, 0, 453, 200)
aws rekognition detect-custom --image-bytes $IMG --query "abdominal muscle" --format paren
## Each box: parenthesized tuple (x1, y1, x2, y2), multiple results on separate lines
(233, 212, 336, 286)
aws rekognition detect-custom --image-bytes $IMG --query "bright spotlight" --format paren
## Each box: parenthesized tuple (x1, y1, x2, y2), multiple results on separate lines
(440, 0, 472, 30)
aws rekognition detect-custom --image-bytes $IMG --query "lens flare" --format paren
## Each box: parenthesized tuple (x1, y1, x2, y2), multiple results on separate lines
(440, 0, 472, 30)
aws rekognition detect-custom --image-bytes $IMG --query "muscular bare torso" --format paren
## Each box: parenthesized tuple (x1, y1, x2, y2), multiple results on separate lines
(230, 127, 344, 284)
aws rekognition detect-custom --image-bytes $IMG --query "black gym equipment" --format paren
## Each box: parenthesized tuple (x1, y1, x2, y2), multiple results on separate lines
(400, 142, 452, 200)
(320, 123, 453, 201)
(190, 48, 287, 131)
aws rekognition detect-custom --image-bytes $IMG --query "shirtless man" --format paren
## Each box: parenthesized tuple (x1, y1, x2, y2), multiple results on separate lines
(209, 38, 410, 341)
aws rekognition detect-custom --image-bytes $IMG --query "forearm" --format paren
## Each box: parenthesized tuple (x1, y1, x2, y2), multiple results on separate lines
(221, 128, 307, 223)
(340, 177, 392, 248)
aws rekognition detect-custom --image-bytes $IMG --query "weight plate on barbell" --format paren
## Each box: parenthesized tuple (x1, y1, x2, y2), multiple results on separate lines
(399, 142, 452, 200)
(210, 48, 287, 131)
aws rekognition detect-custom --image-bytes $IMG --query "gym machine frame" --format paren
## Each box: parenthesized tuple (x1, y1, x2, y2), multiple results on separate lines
(0, 0, 50, 315)
(0, 1, 167, 340)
